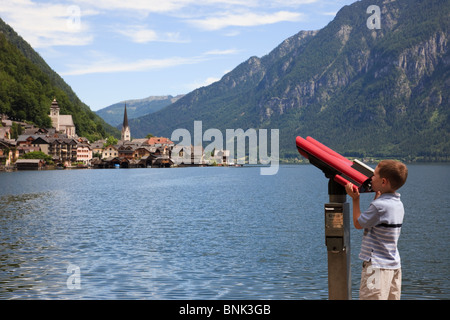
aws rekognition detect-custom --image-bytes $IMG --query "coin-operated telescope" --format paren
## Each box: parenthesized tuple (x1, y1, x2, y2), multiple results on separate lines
(295, 136, 375, 300)
(296, 136, 374, 193)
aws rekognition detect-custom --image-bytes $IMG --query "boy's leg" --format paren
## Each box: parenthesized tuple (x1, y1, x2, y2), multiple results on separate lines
(359, 261, 382, 300)
(360, 261, 402, 300)
(387, 268, 402, 300)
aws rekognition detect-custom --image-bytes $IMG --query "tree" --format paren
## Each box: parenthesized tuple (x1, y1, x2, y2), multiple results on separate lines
(20, 151, 53, 165)
(10, 122, 22, 140)
(104, 136, 118, 147)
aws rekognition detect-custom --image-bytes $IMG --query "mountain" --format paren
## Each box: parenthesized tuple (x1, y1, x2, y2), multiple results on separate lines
(0, 18, 119, 141)
(96, 95, 184, 127)
(128, 0, 449, 161)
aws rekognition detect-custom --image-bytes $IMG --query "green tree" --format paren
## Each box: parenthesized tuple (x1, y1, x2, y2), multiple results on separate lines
(104, 136, 118, 147)
(10, 122, 22, 139)
(20, 151, 53, 165)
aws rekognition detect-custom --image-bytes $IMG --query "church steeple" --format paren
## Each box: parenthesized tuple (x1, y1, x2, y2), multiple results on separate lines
(121, 103, 131, 141)
(50, 98, 60, 131)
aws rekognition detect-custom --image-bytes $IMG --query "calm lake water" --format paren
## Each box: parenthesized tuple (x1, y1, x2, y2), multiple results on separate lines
(0, 164, 448, 300)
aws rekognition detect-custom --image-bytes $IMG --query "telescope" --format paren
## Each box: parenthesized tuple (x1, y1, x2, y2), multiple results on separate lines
(295, 137, 374, 300)
(296, 136, 374, 193)
(295, 135, 375, 299)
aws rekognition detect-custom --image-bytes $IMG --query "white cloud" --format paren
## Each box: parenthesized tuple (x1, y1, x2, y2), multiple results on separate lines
(61, 55, 207, 76)
(0, 0, 315, 48)
(204, 49, 240, 55)
(76, 0, 318, 13)
(76, 0, 259, 13)
(115, 25, 189, 44)
(0, 0, 95, 48)
(185, 76, 222, 92)
(187, 10, 304, 30)
(269, 0, 318, 6)
(223, 30, 241, 37)
(75, 0, 187, 14)
(60, 47, 238, 76)
(202, 76, 222, 86)
(322, 11, 338, 16)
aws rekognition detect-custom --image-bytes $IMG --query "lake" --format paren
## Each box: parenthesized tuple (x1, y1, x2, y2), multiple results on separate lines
(0, 164, 448, 300)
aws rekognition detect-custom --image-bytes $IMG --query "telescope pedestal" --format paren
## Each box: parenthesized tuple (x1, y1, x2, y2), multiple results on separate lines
(325, 180, 351, 300)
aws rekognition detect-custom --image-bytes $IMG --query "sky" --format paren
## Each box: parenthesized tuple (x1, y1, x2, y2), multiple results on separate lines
(0, 0, 357, 111)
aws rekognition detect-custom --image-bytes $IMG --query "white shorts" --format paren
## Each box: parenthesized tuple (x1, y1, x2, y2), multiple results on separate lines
(359, 261, 402, 300)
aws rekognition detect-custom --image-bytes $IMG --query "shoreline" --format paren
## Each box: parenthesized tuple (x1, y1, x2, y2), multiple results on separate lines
(2, 159, 449, 173)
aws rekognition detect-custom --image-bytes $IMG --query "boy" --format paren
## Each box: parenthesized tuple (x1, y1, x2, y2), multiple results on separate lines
(345, 160, 408, 300)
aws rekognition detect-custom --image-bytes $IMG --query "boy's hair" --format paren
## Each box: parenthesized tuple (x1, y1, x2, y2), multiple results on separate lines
(377, 160, 408, 190)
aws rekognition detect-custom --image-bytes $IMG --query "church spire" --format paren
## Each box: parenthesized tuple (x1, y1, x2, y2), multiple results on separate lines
(123, 103, 129, 128)
(121, 103, 131, 141)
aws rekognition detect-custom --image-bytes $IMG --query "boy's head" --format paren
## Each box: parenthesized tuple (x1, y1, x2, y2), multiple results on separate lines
(373, 160, 408, 192)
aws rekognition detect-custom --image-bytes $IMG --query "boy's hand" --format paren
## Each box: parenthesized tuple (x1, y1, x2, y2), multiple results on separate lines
(345, 183, 360, 200)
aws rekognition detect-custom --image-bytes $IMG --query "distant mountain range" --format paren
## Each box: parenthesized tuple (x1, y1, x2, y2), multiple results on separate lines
(120, 0, 449, 160)
(96, 95, 184, 128)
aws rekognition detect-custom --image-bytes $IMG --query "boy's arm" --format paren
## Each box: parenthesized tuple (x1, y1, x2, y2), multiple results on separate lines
(345, 183, 363, 229)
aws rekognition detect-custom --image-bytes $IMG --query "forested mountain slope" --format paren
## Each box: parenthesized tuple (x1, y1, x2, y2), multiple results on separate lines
(0, 18, 119, 141)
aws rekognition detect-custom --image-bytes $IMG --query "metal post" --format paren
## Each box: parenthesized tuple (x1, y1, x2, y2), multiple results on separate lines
(325, 179, 351, 300)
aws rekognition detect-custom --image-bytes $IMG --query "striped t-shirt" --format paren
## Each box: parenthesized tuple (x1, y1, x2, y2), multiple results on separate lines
(358, 193, 404, 269)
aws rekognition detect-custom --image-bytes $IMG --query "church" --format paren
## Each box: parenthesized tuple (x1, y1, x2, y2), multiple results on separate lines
(49, 98, 76, 138)
(121, 104, 131, 141)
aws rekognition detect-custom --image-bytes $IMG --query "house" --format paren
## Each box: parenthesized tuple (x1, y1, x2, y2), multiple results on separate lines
(133, 146, 155, 160)
(0, 126, 11, 140)
(1, 115, 12, 127)
(22, 126, 51, 136)
(16, 145, 40, 156)
(24, 136, 78, 166)
(118, 144, 135, 160)
(108, 156, 131, 168)
(119, 140, 144, 148)
(146, 137, 174, 148)
(0, 139, 18, 167)
(138, 155, 155, 168)
(152, 155, 173, 168)
(77, 143, 92, 165)
(91, 140, 105, 157)
(130, 138, 147, 145)
(16, 135, 37, 147)
(102, 145, 119, 159)
(15, 159, 45, 170)
(32, 136, 50, 154)
(15, 135, 42, 157)
(47, 138, 78, 166)
(171, 145, 204, 166)
(214, 149, 230, 165)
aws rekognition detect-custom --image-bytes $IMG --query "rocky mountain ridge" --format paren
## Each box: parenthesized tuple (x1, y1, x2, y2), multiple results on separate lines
(128, 0, 449, 160)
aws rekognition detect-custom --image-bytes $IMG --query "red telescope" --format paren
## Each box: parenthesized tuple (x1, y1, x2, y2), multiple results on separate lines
(296, 136, 374, 193)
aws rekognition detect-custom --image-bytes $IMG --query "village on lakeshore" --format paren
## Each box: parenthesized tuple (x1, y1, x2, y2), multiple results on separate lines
(0, 99, 232, 171)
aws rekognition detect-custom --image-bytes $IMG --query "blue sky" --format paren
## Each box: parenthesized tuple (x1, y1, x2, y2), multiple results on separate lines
(0, 0, 356, 111)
